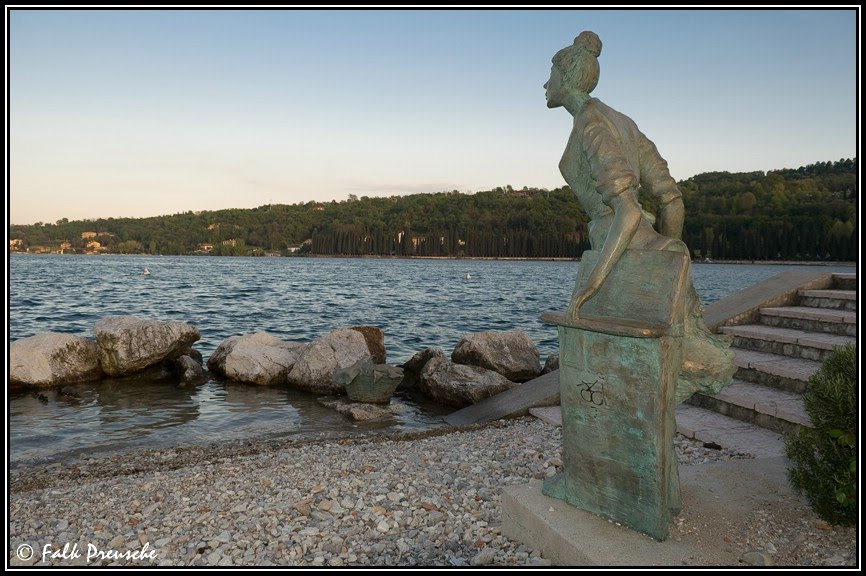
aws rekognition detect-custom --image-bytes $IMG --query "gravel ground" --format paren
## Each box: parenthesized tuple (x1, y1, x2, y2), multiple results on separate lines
(8, 417, 858, 567)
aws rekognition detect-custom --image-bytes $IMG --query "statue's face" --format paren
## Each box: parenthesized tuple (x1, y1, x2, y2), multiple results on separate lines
(545, 65, 564, 108)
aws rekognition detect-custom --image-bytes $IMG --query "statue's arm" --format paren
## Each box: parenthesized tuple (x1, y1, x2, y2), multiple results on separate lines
(568, 114, 642, 320)
(637, 131, 684, 240)
(569, 194, 642, 319)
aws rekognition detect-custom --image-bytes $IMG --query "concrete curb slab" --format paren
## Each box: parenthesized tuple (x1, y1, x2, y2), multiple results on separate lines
(502, 456, 796, 566)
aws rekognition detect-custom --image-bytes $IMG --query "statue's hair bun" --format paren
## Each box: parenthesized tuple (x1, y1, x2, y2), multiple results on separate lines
(575, 31, 602, 58)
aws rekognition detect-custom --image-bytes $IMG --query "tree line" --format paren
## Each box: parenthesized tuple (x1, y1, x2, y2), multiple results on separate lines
(10, 158, 856, 261)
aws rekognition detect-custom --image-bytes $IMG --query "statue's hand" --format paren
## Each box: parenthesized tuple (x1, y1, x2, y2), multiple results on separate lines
(567, 287, 593, 321)
(566, 299, 580, 321)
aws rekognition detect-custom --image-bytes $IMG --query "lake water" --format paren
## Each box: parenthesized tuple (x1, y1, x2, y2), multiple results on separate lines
(8, 254, 853, 464)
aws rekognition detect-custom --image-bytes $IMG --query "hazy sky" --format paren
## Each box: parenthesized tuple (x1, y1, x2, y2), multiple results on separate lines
(7, 8, 859, 225)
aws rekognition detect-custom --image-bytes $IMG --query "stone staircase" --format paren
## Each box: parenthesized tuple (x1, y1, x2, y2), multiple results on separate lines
(452, 268, 856, 459)
(678, 272, 856, 454)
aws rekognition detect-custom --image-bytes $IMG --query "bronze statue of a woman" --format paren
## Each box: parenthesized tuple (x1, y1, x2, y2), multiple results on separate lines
(546, 31, 733, 403)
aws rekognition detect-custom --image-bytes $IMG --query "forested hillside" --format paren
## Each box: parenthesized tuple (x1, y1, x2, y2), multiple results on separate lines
(10, 159, 856, 261)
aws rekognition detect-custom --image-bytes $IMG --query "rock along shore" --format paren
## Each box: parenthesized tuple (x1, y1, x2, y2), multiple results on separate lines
(9, 417, 855, 567)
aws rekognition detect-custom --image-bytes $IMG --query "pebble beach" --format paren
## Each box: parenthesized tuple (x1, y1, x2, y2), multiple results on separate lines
(8, 417, 857, 567)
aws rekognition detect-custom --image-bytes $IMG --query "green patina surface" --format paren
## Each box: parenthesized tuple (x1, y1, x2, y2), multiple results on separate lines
(543, 325, 681, 540)
(571, 250, 688, 332)
(543, 249, 691, 541)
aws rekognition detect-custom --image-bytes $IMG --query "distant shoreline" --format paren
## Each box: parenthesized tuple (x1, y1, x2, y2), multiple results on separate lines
(252, 254, 858, 267)
(9, 252, 857, 267)
(690, 259, 856, 267)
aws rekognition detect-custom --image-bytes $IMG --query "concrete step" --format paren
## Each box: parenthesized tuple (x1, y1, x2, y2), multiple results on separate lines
(686, 379, 809, 436)
(799, 289, 857, 311)
(759, 305, 856, 337)
(529, 404, 786, 459)
(732, 348, 819, 394)
(674, 404, 786, 459)
(701, 269, 840, 332)
(444, 369, 560, 427)
(719, 324, 856, 362)
(529, 406, 562, 426)
(832, 272, 857, 290)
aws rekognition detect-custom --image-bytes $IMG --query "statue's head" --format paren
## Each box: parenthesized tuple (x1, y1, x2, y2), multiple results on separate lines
(552, 31, 602, 95)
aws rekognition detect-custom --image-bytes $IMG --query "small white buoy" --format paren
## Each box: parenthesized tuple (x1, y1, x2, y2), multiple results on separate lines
(464, 273, 471, 280)
(143, 267, 151, 275)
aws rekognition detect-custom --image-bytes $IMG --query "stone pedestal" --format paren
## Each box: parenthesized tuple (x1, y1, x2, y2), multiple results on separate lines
(539, 249, 690, 541)
(542, 322, 682, 540)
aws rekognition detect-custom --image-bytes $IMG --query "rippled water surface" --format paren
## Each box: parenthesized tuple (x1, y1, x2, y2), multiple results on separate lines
(9, 254, 853, 463)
